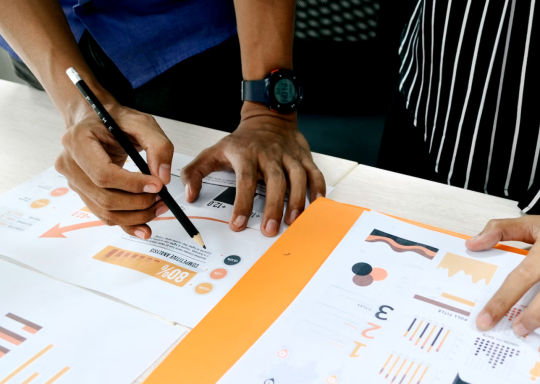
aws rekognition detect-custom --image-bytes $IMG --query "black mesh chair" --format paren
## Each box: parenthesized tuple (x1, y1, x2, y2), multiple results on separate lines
(294, 0, 411, 165)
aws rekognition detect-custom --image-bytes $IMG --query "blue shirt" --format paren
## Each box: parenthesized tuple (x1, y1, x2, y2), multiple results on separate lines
(0, 0, 237, 88)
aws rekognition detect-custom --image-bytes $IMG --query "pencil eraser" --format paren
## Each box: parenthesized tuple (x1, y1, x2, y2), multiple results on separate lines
(66, 67, 82, 84)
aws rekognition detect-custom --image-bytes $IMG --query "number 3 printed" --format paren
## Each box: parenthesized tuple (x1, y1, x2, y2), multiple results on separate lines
(375, 305, 394, 320)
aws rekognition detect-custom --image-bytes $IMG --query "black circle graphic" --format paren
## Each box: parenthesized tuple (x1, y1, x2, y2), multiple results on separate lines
(352, 262, 372, 276)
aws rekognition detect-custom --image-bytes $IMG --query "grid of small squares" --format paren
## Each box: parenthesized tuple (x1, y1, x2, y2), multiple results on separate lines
(473, 337, 519, 369)
(505, 307, 522, 322)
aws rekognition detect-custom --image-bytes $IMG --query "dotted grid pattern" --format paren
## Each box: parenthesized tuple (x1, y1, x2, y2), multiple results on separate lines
(472, 337, 520, 370)
(295, 0, 381, 41)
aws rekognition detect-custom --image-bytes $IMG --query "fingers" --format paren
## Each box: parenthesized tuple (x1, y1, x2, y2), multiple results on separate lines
(283, 156, 307, 225)
(466, 217, 538, 251)
(180, 147, 226, 203)
(229, 161, 258, 232)
(120, 112, 175, 184)
(476, 243, 540, 332)
(120, 224, 153, 240)
(61, 128, 164, 194)
(56, 152, 160, 211)
(260, 162, 287, 237)
(300, 156, 326, 203)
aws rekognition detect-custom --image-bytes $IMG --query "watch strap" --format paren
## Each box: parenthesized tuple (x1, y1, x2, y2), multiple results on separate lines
(242, 79, 270, 104)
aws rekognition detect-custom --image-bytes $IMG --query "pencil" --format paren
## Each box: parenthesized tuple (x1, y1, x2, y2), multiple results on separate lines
(66, 67, 206, 249)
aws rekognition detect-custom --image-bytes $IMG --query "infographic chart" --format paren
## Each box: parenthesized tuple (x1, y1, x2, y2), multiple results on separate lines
(0, 153, 288, 327)
(219, 212, 540, 384)
(0, 260, 182, 384)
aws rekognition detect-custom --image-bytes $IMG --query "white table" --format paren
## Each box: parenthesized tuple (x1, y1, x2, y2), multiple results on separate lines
(0, 80, 357, 195)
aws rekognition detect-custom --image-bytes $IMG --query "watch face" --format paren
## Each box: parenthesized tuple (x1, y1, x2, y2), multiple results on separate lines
(274, 79, 296, 104)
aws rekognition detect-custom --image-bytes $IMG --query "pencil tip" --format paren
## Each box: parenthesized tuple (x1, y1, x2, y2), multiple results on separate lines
(193, 233, 206, 249)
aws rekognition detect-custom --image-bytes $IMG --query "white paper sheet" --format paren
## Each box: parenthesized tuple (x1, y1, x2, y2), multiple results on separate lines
(0, 259, 182, 384)
(0, 153, 331, 328)
(220, 211, 540, 384)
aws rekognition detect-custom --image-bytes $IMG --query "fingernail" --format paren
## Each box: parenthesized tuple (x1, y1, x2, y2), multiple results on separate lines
(156, 195, 161, 202)
(134, 230, 146, 239)
(513, 322, 530, 337)
(156, 204, 169, 216)
(265, 219, 279, 235)
(477, 312, 493, 331)
(316, 193, 324, 199)
(144, 184, 159, 193)
(159, 164, 171, 183)
(233, 215, 246, 228)
(290, 210, 300, 223)
(468, 234, 481, 242)
(185, 184, 191, 198)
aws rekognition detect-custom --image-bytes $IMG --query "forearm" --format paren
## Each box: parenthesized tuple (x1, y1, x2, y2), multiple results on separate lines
(234, 0, 296, 121)
(0, 0, 114, 126)
(233, 0, 295, 80)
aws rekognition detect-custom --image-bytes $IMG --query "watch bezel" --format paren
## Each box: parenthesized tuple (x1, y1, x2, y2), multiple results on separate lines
(267, 70, 303, 114)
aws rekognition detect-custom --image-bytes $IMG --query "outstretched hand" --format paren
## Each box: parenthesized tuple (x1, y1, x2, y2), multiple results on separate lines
(466, 216, 539, 336)
(181, 103, 326, 237)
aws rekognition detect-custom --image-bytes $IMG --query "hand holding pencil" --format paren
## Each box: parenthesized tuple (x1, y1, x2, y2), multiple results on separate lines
(62, 67, 205, 248)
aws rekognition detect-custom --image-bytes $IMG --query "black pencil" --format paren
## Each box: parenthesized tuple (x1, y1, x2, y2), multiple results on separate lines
(66, 67, 206, 249)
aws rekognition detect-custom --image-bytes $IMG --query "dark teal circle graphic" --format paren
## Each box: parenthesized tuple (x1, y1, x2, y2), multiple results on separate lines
(224, 255, 241, 266)
(352, 262, 372, 276)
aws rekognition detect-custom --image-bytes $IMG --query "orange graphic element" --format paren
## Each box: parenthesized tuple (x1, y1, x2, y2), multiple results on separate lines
(402, 361, 414, 382)
(371, 268, 388, 281)
(44, 367, 70, 384)
(195, 283, 213, 295)
(408, 364, 421, 384)
(80, 206, 92, 213)
(21, 372, 39, 384)
(410, 320, 423, 341)
(40, 216, 234, 238)
(531, 362, 540, 381)
(437, 330, 450, 352)
(93, 246, 196, 288)
(366, 234, 436, 259)
(30, 199, 49, 209)
(392, 359, 407, 384)
(350, 341, 366, 358)
(437, 253, 498, 285)
(210, 269, 227, 280)
(0, 344, 53, 384)
(380, 354, 394, 374)
(417, 366, 429, 383)
(143, 198, 528, 384)
(361, 322, 381, 339)
(50, 187, 69, 197)
(441, 292, 476, 307)
(22, 326, 38, 335)
(0, 327, 26, 345)
(326, 375, 338, 384)
(277, 349, 288, 358)
(386, 356, 400, 379)
(422, 326, 437, 349)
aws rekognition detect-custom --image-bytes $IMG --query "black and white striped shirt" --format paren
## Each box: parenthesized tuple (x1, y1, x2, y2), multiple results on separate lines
(399, 0, 540, 214)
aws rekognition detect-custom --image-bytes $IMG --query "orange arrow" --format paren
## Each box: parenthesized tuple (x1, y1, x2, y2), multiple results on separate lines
(39, 216, 231, 238)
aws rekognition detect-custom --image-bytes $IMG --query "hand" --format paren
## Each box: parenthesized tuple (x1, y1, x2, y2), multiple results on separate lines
(466, 216, 540, 336)
(55, 102, 174, 239)
(180, 103, 326, 237)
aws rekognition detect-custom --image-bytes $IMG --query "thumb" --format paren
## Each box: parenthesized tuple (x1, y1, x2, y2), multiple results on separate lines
(466, 217, 537, 251)
(180, 147, 224, 203)
(120, 112, 174, 185)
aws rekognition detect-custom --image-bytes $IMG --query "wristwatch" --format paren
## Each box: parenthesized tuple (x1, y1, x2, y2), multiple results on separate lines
(241, 69, 303, 114)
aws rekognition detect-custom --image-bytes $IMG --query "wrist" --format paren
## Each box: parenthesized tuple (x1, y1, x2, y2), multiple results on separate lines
(60, 81, 118, 128)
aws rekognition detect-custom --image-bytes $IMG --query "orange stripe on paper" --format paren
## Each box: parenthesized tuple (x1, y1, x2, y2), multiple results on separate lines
(0, 345, 53, 384)
(144, 199, 366, 384)
(93, 246, 197, 288)
(144, 199, 527, 384)
(44, 367, 70, 384)
(21, 372, 39, 384)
